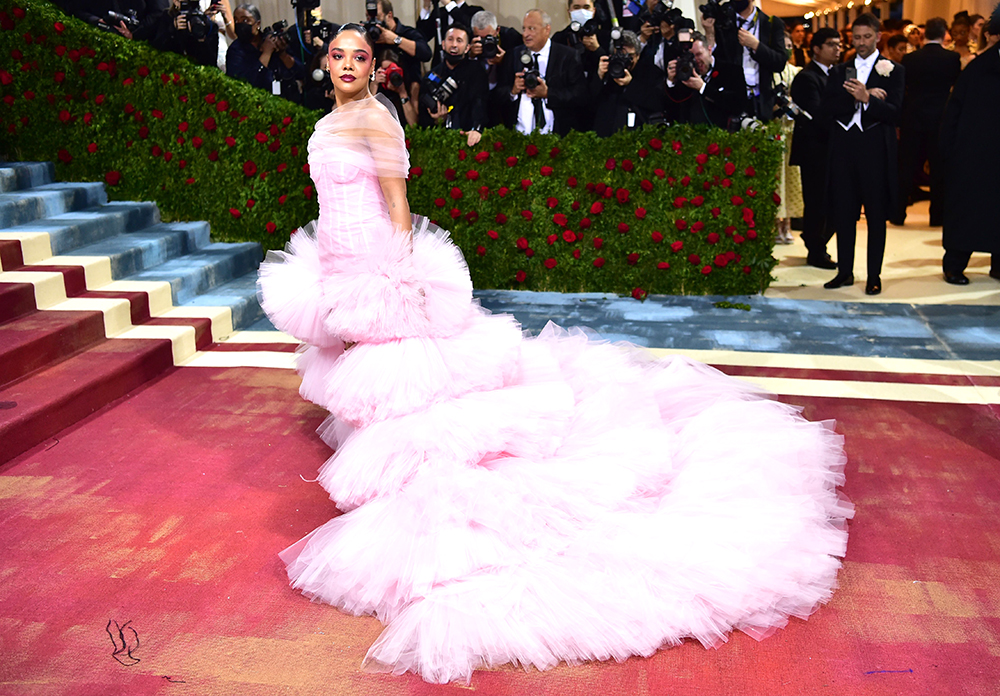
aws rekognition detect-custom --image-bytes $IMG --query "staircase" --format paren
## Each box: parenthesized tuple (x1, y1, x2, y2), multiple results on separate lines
(0, 162, 267, 466)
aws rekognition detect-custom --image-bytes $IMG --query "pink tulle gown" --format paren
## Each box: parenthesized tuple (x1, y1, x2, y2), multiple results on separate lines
(257, 94, 853, 684)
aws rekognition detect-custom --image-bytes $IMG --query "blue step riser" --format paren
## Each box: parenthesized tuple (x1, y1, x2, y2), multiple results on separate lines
(129, 243, 262, 305)
(45, 204, 161, 255)
(65, 223, 211, 280)
(0, 184, 107, 229)
(0, 163, 54, 193)
(186, 273, 265, 330)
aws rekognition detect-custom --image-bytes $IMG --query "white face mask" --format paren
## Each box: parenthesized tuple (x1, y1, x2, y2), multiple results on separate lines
(570, 8, 594, 25)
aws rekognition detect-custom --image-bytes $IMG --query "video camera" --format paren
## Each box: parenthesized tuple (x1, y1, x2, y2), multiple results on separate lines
(178, 0, 216, 40)
(698, 0, 738, 33)
(519, 52, 541, 90)
(773, 83, 812, 120)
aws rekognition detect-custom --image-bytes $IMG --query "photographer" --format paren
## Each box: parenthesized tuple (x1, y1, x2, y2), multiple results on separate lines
(469, 11, 524, 128)
(226, 4, 304, 99)
(149, 0, 221, 67)
(417, 0, 486, 64)
(303, 44, 335, 112)
(283, 5, 337, 69)
(666, 31, 747, 128)
(68, 0, 168, 41)
(701, 0, 787, 120)
(370, 1, 433, 88)
(589, 29, 646, 136)
(501, 9, 586, 135)
(419, 25, 489, 146)
(552, 0, 609, 130)
(375, 49, 420, 125)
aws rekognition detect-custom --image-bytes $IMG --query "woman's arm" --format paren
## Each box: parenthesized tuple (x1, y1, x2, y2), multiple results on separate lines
(379, 176, 412, 234)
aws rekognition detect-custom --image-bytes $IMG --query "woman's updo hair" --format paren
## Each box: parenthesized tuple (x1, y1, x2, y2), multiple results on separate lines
(332, 23, 377, 54)
(234, 3, 261, 24)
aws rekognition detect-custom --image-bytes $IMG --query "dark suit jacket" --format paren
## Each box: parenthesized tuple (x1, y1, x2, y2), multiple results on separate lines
(789, 61, 830, 166)
(900, 43, 961, 131)
(941, 46, 1000, 251)
(417, 2, 484, 58)
(70, 0, 168, 41)
(666, 61, 747, 129)
(499, 42, 586, 135)
(713, 9, 787, 120)
(480, 27, 524, 128)
(821, 54, 905, 210)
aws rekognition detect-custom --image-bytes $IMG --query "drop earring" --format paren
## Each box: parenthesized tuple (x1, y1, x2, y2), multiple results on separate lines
(370, 71, 376, 82)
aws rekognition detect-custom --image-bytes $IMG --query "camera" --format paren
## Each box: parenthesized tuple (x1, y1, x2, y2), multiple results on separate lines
(773, 83, 812, 120)
(263, 19, 292, 43)
(383, 62, 404, 88)
(102, 9, 139, 32)
(644, 0, 683, 27)
(364, 0, 384, 41)
(479, 33, 500, 60)
(698, 0, 737, 33)
(606, 27, 631, 80)
(568, 17, 599, 37)
(178, 0, 214, 40)
(519, 51, 541, 90)
(420, 71, 460, 111)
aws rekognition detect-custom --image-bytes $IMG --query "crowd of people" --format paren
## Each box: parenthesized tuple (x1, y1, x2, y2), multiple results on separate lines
(52, 0, 1000, 292)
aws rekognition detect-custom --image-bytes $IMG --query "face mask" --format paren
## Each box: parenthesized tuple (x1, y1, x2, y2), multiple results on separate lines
(235, 23, 254, 42)
(786, 48, 792, 59)
(445, 51, 465, 66)
(731, 0, 750, 13)
(570, 9, 594, 25)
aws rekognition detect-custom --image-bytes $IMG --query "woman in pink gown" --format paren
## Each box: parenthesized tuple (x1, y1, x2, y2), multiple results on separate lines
(257, 25, 854, 685)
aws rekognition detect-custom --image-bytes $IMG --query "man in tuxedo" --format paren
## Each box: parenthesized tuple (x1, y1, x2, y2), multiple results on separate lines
(789, 23, 810, 67)
(588, 30, 647, 136)
(469, 11, 523, 129)
(702, 0, 786, 120)
(820, 13, 905, 296)
(790, 28, 841, 269)
(419, 24, 489, 140)
(501, 9, 586, 136)
(666, 32, 747, 129)
(552, 0, 610, 130)
(417, 0, 485, 64)
(894, 17, 961, 227)
(939, 7, 1000, 285)
(372, 0, 433, 90)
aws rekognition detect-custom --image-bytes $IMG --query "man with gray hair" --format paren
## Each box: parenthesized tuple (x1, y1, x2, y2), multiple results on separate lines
(501, 9, 586, 134)
(469, 10, 524, 128)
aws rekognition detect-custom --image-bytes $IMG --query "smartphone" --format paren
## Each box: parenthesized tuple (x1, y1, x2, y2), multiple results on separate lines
(845, 65, 857, 82)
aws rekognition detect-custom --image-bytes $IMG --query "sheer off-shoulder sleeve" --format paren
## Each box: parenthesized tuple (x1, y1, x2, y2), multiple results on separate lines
(308, 94, 410, 179)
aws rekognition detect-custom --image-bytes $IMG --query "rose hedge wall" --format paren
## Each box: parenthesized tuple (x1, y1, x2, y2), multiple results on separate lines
(0, 0, 784, 297)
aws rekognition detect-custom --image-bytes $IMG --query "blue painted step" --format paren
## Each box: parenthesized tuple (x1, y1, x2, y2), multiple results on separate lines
(5, 203, 160, 257)
(182, 272, 265, 331)
(63, 222, 211, 279)
(0, 182, 107, 229)
(0, 162, 54, 193)
(125, 242, 262, 305)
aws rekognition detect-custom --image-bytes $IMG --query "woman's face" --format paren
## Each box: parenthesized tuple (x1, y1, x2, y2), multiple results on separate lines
(951, 23, 969, 44)
(233, 8, 259, 36)
(328, 31, 374, 98)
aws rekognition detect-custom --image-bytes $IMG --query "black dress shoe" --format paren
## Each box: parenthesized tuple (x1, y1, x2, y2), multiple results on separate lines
(889, 218, 906, 226)
(824, 273, 854, 289)
(865, 277, 882, 295)
(807, 254, 838, 270)
(990, 269, 1000, 280)
(944, 271, 970, 285)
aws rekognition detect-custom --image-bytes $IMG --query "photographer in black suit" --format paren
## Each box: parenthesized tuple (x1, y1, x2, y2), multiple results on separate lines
(149, 0, 220, 67)
(702, 0, 787, 120)
(417, 0, 485, 64)
(666, 31, 747, 128)
(371, 0, 432, 89)
(589, 30, 647, 136)
(790, 27, 841, 269)
(820, 13, 905, 296)
(469, 10, 523, 128)
(894, 17, 961, 227)
(552, 0, 610, 129)
(501, 9, 586, 135)
(419, 25, 489, 146)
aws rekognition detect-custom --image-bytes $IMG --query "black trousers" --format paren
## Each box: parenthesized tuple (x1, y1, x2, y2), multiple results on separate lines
(829, 126, 890, 279)
(943, 249, 998, 274)
(897, 122, 945, 225)
(799, 155, 833, 257)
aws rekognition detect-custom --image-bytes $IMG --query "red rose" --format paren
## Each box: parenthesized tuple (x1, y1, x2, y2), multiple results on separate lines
(773, 192, 782, 205)
(618, 222, 630, 233)
(635, 208, 647, 219)
(743, 265, 752, 274)
(590, 201, 604, 215)
(244, 199, 255, 209)
(742, 207, 755, 224)
(449, 208, 460, 219)
(178, 121, 189, 132)
(137, 126, 149, 139)
(303, 185, 314, 199)
(277, 163, 288, 173)
(711, 207, 721, 218)
(255, 132, 267, 143)
(688, 253, 701, 265)
(671, 240, 683, 252)
(122, 77, 134, 86)
(579, 218, 592, 229)
(596, 183, 607, 195)
(58, 109, 71, 122)
(734, 234, 745, 244)
(654, 168, 666, 179)
(700, 265, 712, 275)
(444, 168, 456, 180)
(124, 103, 135, 114)
(571, 201, 581, 211)
(479, 185, 490, 199)
(498, 186, 510, 197)
(553, 213, 568, 226)
(691, 195, 704, 207)
(278, 195, 287, 204)
(86, 142, 97, 154)
(521, 210, 533, 220)
(191, 137, 203, 149)
(680, 175, 691, 187)
(434, 198, 446, 207)
(703, 180, 712, 191)
(266, 222, 277, 234)
(23, 90, 35, 100)
(695, 153, 708, 165)
(649, 138, 663, 151)
(616, 188, 630, 204)
(658, 261, 670, 270)
(627, 253, 639, 265)
(747, 230, 758, 239)
(692, 221, 704, 232)
(567, 177, 578, 188)
(746, 188, 757, 198)
(201, 117, 217, 131)
(605, 157, 616, 170)
(638, 147, 649, 158)
(151, 145, 162, 157)
(506, 156, 518, 167)
(229, 208, 241, 218)
(475, 151, 489, 163)
(521, 179, 532, 190)
(549, 147, 560, 158)
(672, 140, 682, 152)
(164, 152, 173, 162)
(458, 149, 467, 161)
(745, 165, 756, 177)
(526, 144, 539, 156)
(515, 270, 527, 282)
(573, 249, 581, 259)
(632, 287, 647, 300)
(622, 159, 634, 172)
(465, 211, 479, 223)
(731, 195, 744, 205)
(673, 197, 687, 208)
(544, 257, 557, 269)
(540, 165, 553, 176)
(721, 178, 732, 188)
(525, 248, 535, 257)
(724, 162, 736, 176)
(547, 198, 560, 209)
(562, 230, 576, 243)
(105, 171, 121, 186)
(243, 161, 257, 177)
(593, 257, 606, 268)
(204, 93, 217, 104)
(707, 232, 720, 244)
(516, 237, 529, 250)
(496, 213, 508, 224)
(676, 219, 688, 231)
(476, 246, 486, 256)
(707, 143, 720, 155)
(57, 149, 72, 163)
(727, 251, 737, 261)
(714, 254, 728, 267)
(640, 179, 653, 193)
(450, 186, 463, 199)
(593, 237, 603, 249)
(225, 136, 236, 147)
(652, 231, 663, 243)
(487, 229, 499, 240)
(177, 136, 186, 145)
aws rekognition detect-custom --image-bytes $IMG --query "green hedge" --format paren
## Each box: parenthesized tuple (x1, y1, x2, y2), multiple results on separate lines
(0, 0, 784, 297)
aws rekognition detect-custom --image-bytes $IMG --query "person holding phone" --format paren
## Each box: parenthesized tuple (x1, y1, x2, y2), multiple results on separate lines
(819, 13, 904, 296)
